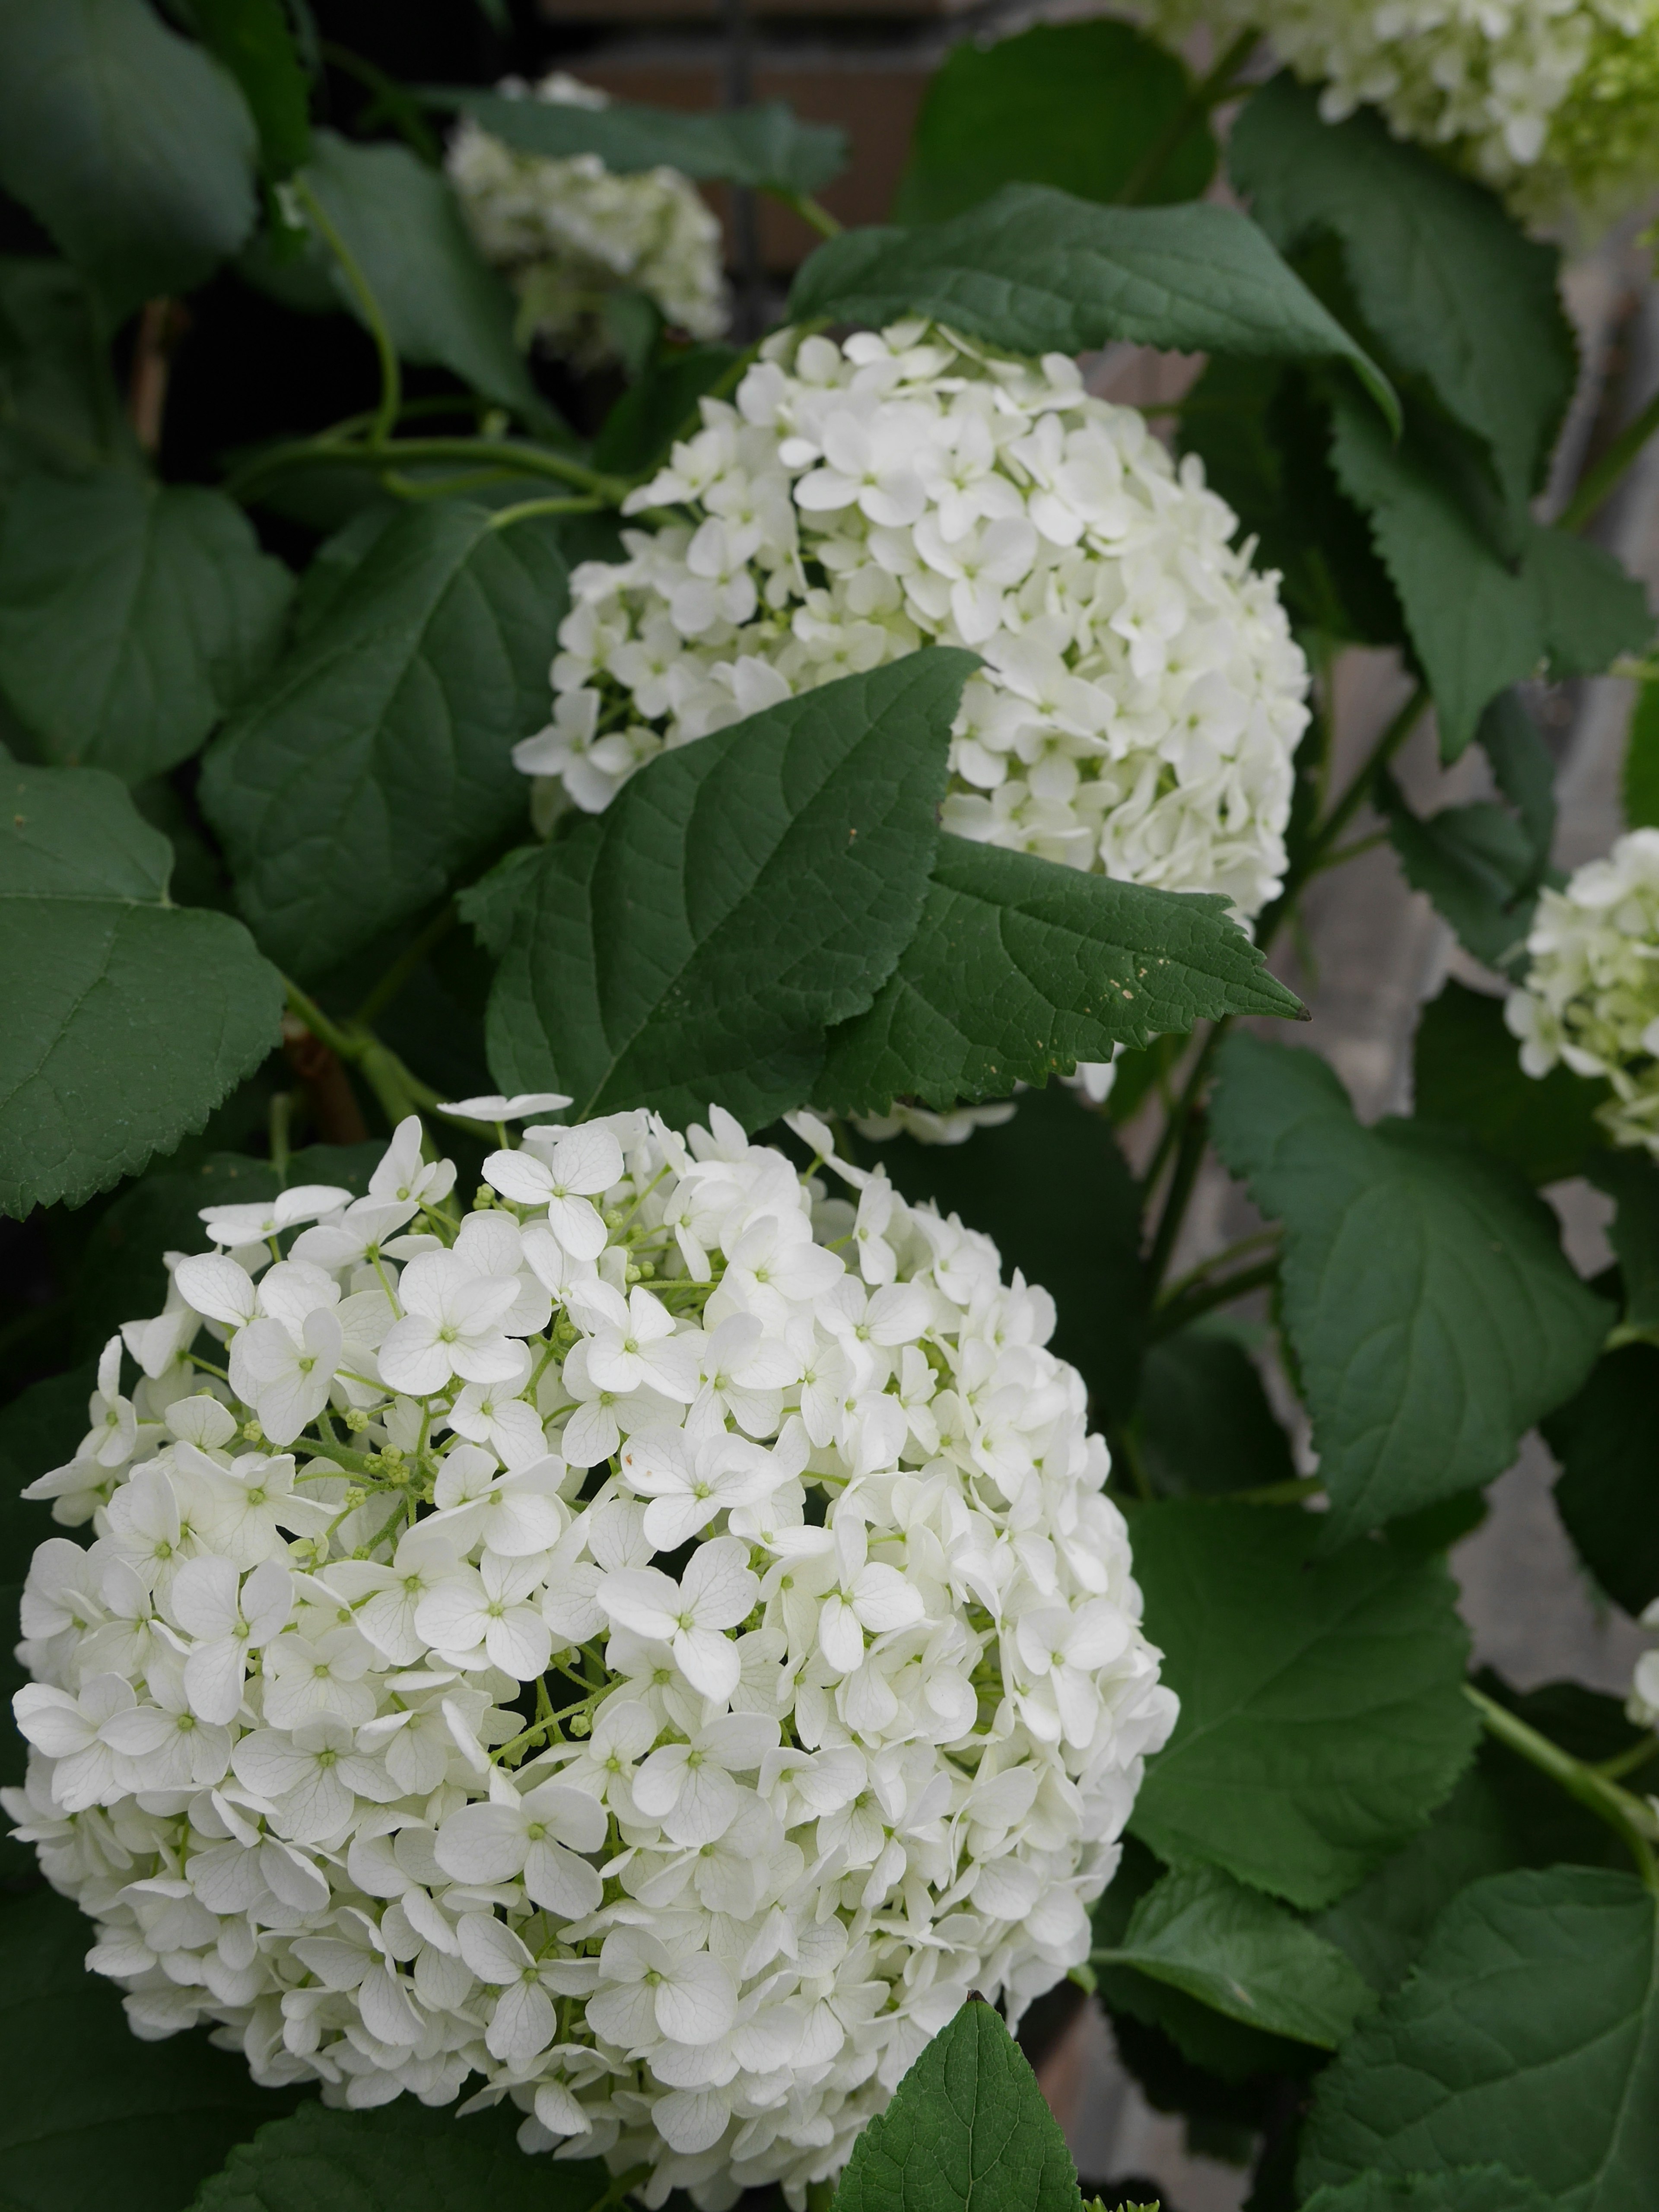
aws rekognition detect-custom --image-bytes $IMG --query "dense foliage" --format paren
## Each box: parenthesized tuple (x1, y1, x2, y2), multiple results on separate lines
(0, 6, 1656, 2212)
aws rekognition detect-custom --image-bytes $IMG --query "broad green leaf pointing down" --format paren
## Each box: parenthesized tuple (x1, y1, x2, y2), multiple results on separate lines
(202, 502, 570, 978)
(0, 1886, 302, 2212)
(434, 87, 847, 197)
(482, 652, 973, 1129)
(789, 187, 1398, 431)
(1542, 1344, 1659, 1619)
(0, 764, 282, 1216)
(833, 1999, 1081, 2212)
(1130, 1500, 1480, 1909)
(0, 467, 293, 780)
(1099, 1861, 1373, 2048)
(1299, 1867, 1659, 2212)
(1209, 1034, 1611, 1545)
(816, 836, 1305, 1117)
(187, 2100, 611, 2212)
(0, 0, 258, 326)
(1231, 75, 1575, 515)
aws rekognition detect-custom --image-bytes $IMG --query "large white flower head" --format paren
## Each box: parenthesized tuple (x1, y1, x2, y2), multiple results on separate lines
(446, 73, 728, 369)
(1506, 828, 1659, 1154)
(6, 1106, 1174, 2206)
(517, 319, 1309, 924)
(1137, 0, 1659, 224)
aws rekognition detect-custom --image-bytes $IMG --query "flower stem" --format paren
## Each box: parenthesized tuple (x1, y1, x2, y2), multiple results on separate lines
(290, 175, 401, 449)
(780, 191, 842, 240)
(1148, 1254, 1281, 1341)
(1114, 29, 1260, 206)
(352, 904, 458, 1027)
(1467, 1683, 1659, 1893)
(227, 434, 630, 509)
(487, 493, 607, 531)
(1560, 382, 1659, 534)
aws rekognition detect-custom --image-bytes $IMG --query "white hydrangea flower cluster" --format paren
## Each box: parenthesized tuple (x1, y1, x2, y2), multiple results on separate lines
(515, 320, 1309, 924)
(1136, 0, 1659, 220)
(446, 73, 728, 369)
(1628, 1601, 1659, 1732)
(1506, 828, 1659, 1155)
(5, 1105, 1174, 2206)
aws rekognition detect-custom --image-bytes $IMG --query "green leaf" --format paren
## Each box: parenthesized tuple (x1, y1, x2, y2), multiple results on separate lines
(433, 87, 846, 197)
(1542, 1344, 1659, 1618)
(833, 1998, 1081, 2212)
(0, 763, 282, 1214)
(1301, 2172, 1552, 2212)
(1411, 979, 1607, 1186)
(789, 188, 1397, 430)
(0, 0, 257, 326)
(1588, 1150, 1659, 1334)
(1128, 1499, 1480, 1910)
(1208, 1033, 1611, 1545)
(1099, 1861, 1373, 2047)
(894, 19, 1214, 223)
(0, 257, 133, 483)
(201, 501, 570, 978)
(0, 1885, 302, 2212)
(1314, 1767, 1521, 1997)
(815, 837, 1304, 1117)
(186, 2100, 610, 2212)
(1230, 75, 1574, 515)
(1298, 1866, 1659, 2210)
(298, 130, 543, 420)
(1474, 1680, 1659, 1873)
(1380, 780, 1542, 976)
(591, 342, 741, 478)
(1622, 681, 1659, 830)
(865, 1084, 1147, 1425)
(1526, 524, 1652, 678)
(484, 652, 972, 1129)
(191, 0, 310, 179)
(0, 467, 292, 779)
(1133, 1321, 1297, 1498)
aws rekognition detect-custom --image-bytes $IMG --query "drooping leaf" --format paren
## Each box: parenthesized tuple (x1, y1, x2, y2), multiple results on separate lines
(1129, 1499, 1480, 1910)
(1230, 75, 1574, 515)
(1298, 1866, 1659, 2210)
(1411, 978, 1607, 1186)
(484, 652, 973, 1129)
(1133, 1321, 1297, 1498)
(0, 763, 282, 1215)
(1623, 681, 1659, 830)
(1301, 2172, 1553, 2212)
(816, 838, 1304, 1118)
(895, 19, 1214, 222)
(0, 0, 257, 326)
(789, 187, 1396, 428)
(187, 2100, 610, 2212)
(1209, 1034, 1611, 1545)
(296, 130, 544, 420)
(865, 1083, 1147, 1425)
(591, 342, 741, 478)
(0, 467, 292, 780)
(1527, 524, 1652, 678)
(833, 1998, 1082, 2212)
(1541, 1344, 1659, 1618)
(1314, 1767, 1521, 1997)
(0, 1885, 302, 2212)
(1096, 1861, 1373, 2047)
(433, 87, 846, 197)
(1380, 780, 1544, 976)
(201, 501, 570, 978)
(192, 0, 309, 179)
(0, 257, 133, 484)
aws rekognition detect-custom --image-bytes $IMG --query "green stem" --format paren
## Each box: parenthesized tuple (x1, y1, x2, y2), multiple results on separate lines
(1141, 1026, 1224, 1203)
(1309, 826, 1391, 876)
(1595, 1736, 1659, 1784)
(1261, 682, 1429, 950)
(283, 977, 448, 1133)
(1149, 1255, 1280, 1341)
(320, 42, 441, 163)
(1146, 1106, 1209, 1290)
(778, 190, 842, 240)
(1115, 29, 1260, 205)
(269, 1090, 294, 1180)
(1230, 1473, 1323, 1506)
(1560, 383, 1659, 534)
(353, 903, 457, 1026)
(1157, 1227, 1280, 1312)
(227, 434, 629, 508)
(291, 175, 401, 448)
(1468, 1684, 1659, 1893)
(488, 493, 607, 530)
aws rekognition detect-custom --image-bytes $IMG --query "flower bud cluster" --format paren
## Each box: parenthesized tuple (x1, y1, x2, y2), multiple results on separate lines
(516, 319, 1308, 925)
(6, 1105, 1173, 2206)
(1138, 0, 1659, 223)
(1506, 827, 1659, 1155)
(446, 73, 728, 370)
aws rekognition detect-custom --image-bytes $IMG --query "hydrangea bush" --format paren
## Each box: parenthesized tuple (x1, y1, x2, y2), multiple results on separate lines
(0, 9, 1656, 2212)
(10, 1108, 1172, 2197)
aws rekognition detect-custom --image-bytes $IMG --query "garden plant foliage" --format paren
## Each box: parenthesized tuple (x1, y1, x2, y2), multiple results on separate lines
(0, 7, 1656, 2212)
